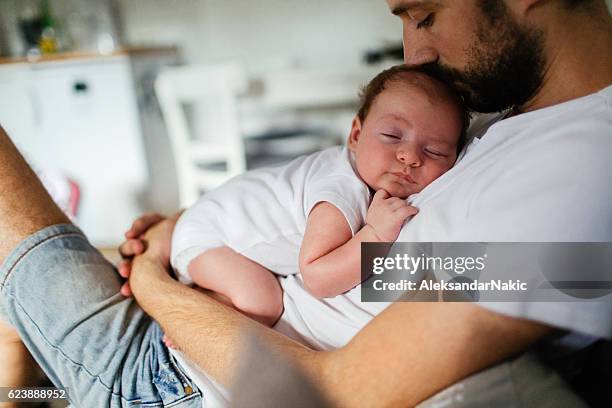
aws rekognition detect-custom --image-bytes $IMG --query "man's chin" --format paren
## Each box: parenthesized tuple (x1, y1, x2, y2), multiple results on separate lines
(434, 76, 508, 113)
(462, 90, 514, 113)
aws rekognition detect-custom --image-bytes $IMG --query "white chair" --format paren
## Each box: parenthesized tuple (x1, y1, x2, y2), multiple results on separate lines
(155, 62, 248, 207)
(156, 63, 374, 208)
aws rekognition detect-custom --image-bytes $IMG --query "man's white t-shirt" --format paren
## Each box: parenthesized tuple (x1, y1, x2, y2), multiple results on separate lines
(174, 85, 612, 407)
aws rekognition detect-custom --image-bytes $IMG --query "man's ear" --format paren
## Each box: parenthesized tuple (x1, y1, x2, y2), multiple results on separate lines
(347, 116, 362, 152)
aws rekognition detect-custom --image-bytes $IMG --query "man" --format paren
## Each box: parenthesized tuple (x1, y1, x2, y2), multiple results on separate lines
(1, 1, 611, 407)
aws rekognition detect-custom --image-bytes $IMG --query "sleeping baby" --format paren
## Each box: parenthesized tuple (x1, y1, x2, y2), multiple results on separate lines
(168, 65, 468, 343)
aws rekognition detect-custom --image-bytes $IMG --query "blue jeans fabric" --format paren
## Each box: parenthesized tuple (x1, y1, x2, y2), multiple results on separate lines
(0, 223, 203, 407)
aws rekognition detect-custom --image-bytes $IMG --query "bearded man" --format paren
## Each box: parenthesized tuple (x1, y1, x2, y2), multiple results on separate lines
(0, 1, 611, 407)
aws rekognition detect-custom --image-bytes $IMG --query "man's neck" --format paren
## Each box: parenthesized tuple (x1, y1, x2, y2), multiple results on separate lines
(520, 8, 612, 113)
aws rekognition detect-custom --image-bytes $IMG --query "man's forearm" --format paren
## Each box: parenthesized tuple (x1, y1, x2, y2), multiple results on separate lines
(129, 255, 325, 387)
(129, 254, 551, 408)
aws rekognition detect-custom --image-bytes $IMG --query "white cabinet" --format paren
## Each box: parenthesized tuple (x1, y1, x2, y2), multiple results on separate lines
(0, 56, 148, 246)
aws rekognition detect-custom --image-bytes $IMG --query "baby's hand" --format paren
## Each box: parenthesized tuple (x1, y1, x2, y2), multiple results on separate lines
(366, 189, 418, 241)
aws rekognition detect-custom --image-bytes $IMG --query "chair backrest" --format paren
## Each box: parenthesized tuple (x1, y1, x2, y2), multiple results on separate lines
(155, 62, 248, 207)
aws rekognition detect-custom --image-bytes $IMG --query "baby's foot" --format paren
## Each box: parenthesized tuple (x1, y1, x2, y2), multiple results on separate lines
(163, 334, 177, 350)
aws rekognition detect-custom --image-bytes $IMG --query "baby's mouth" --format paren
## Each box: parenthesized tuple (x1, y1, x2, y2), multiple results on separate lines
(391, 172, 417, 185)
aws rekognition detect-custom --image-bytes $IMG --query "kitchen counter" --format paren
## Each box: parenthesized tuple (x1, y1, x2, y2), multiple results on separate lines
(0, 46, 181, 245)
(0, 45, 179, 65)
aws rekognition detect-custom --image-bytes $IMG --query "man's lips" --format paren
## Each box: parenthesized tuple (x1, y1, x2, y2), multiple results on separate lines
(390, 172, 417, 185)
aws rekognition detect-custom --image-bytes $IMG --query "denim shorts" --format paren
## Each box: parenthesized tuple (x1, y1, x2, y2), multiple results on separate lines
(0, 224, 203, 407)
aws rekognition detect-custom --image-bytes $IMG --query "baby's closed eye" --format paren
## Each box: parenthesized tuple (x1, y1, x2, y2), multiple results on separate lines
(381, 133, 402, 140)
(423, 147, 448, 158)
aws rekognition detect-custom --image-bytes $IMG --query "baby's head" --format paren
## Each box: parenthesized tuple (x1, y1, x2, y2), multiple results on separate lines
(348, 65, 468, 199)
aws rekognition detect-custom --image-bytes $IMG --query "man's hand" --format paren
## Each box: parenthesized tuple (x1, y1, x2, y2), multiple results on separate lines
(366, 189, 418, 241)
(127, 214, 185, 303)
(117, 212, 177, 296)
(136, 217, 177, 265)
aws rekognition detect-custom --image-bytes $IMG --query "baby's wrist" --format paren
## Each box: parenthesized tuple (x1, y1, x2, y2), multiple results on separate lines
(363, 224, 387, 242)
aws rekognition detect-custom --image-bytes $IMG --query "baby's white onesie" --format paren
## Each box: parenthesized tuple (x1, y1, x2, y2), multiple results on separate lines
(171, 146, 371, 283)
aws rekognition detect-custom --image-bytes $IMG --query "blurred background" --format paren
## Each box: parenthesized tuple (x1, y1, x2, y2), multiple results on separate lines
(0, 0, 404, 249)
(0, 0, 610, 249)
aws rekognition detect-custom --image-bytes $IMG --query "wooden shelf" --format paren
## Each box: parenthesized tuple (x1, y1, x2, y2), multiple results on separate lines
(0, 45, 179, 65)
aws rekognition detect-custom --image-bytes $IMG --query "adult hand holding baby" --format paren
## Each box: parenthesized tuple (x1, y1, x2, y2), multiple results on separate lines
(365, 189, 418, 242)
(117, 212, 180, 296)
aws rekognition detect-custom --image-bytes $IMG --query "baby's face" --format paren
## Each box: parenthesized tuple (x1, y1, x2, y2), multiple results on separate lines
(348, 81, 462, 199)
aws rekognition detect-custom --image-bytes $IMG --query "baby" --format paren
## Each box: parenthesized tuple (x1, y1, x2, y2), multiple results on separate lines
(169, 65, 467, 333)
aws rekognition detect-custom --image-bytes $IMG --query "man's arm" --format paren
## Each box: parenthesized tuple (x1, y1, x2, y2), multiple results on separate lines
(129, 222, 551, 407)
(131, 253, 325, 384)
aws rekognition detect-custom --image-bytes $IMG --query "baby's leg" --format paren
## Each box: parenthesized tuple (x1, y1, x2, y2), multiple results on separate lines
(188, 247, 284, 327)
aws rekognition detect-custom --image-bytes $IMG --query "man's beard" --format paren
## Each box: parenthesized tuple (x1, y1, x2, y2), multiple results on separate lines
(422, 4, 546, 113)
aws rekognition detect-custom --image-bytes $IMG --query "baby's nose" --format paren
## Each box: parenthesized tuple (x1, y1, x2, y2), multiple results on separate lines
(397, 147, 421, 167)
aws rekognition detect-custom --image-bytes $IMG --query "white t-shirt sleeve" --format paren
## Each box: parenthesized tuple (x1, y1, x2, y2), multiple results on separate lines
(304, 175, 370, 236)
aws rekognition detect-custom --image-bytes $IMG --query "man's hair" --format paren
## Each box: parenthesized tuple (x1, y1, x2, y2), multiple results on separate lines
(561, 0, 597, 10)
(357, 64, 470, 154)
(479, 0, 596, 18)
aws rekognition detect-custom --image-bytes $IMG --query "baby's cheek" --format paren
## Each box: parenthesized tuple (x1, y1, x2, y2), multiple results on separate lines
(424, 163, 451, 184)
(355, 160, 376, 187)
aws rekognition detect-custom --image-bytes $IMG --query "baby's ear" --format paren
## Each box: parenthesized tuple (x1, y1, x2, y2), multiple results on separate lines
(347, 116, 362, 152)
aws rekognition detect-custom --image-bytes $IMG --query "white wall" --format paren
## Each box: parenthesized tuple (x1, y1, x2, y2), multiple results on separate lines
(117, 0, 402, 69)
(117, 0, 612, 69)
(4, 0, 611, 65)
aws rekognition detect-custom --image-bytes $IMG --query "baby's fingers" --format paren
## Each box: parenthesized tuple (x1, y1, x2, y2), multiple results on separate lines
(372, 189, 390, 203)
(387, 198, 408, 211)
(396, 205, 419, 220)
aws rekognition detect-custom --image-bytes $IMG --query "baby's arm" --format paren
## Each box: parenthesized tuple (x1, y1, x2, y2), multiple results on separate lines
(299, 190, 418, 299)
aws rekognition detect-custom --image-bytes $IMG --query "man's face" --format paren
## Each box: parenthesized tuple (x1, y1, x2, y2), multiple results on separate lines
(387, 0, 546, 112)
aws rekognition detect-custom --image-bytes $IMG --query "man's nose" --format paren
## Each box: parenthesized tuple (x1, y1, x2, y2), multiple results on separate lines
(397, 147, 422, 167)
(402, 25, 438, 66)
